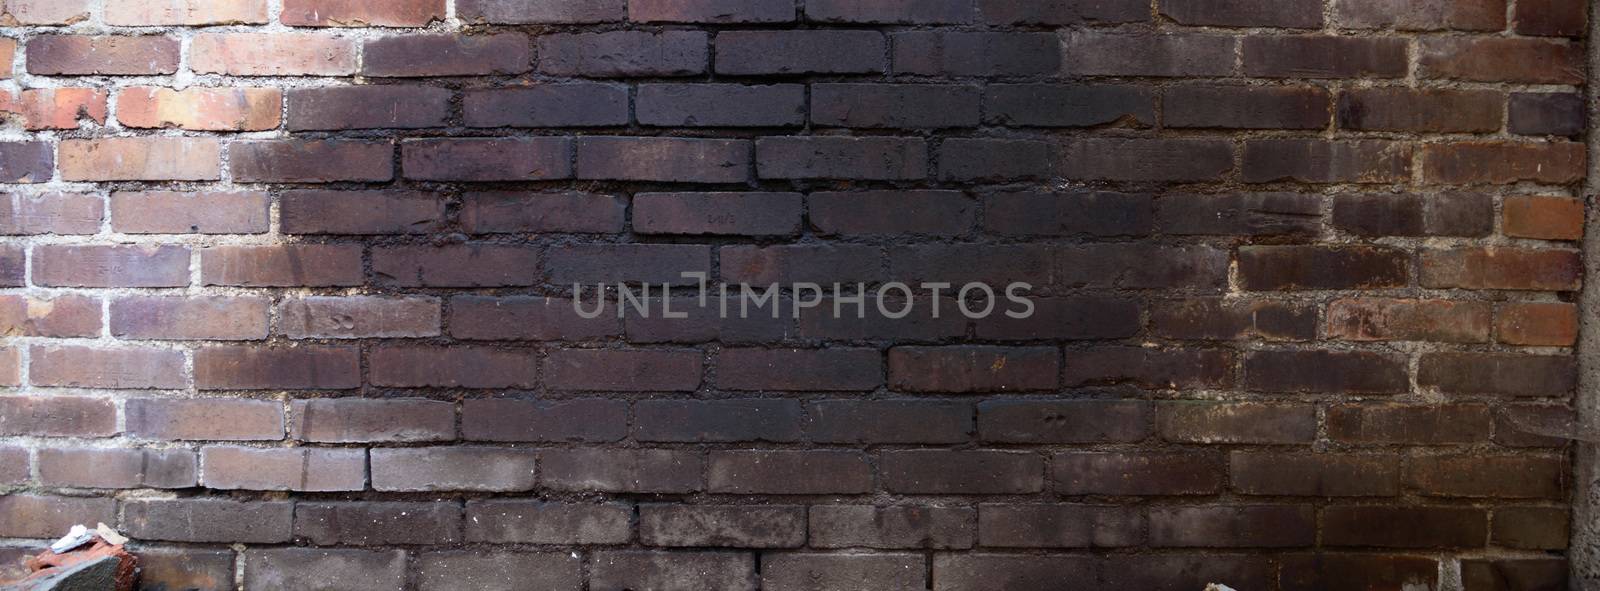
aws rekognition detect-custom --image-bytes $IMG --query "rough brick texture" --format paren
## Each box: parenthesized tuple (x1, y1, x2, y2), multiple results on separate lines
(0, 2, 1587, 590)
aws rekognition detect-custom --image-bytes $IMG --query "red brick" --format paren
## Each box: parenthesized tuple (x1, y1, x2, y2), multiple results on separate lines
(883, 450, 1043, 494)
(191, 33, 356, 76)
(288, 86, 451, 131)
(634, 192, 800, 235)
(372, 245, 538, 287)
(1159, 0, 1322, 27)
(0, 396, 116, 437)
(282, 0, 444, 26)
(1328, 403, 1493, 445)
(59, 137, 220, 181)
(1063, 32, 1235, 77)
(458, 0, 624, 23)
(1420, 352, 1575, 396)
(1326, 298, 1491, 343)
(1503, 195, 1583, 240)
(201, 446, 364, 491)
(545, 349, 701, 391)
(292, 398, 455, 443)
(201, 245, 363, 287)
(1, 0, 93, 24)
(126, 398, 283, 441)
(1158, 402, 1316, 444)
(34, 244, 189, 288)
(111, 296, 269, 341)
(1334, 0, 1505, 30)
(0, 294, 100, 337)
(0, 88, 107, 130)
(27, 35, 178, 75)
(364, 34, 530, 77)
(230, 140, 393, 183)
(1516, 0, 1586, 35)
(1406, 455, 1565, 499)
(194, 346, 360, 390)
(1337, 88, 1503, 133)
(1423, 142, 1586, 185)
(1051, 452, 1221, 495)
(282, 190, 443, 235)
(0, 495, 115, 538)
(280, 296, 441, 339)
(370, 345, 537, 388)
(1243, 36, 1408, 78)
(110, 191, 268, 234)
(1231, 452, 1399, 497)
(1148, 505, 1315, 548)
(463, 398, 626, 443)
(1421, 38, 1582, 84)
(1498, 302, 1578, 346)
(104, 0, 265, 24)
(403, 138, 570, 181)
(371, 448, 537, 492)
(1421, 248, 1580, 291)
(0, 192, 100, 235)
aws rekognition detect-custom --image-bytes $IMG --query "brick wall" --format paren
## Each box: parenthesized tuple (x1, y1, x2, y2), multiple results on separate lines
(0, 0, 1587, 589)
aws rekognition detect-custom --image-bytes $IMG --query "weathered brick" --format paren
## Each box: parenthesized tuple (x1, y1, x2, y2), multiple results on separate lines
(110, 296, 269, 341)
(1063, 32, 1236, 77)
(416, 552, 580, 591)
(811, 190, 974, 236)
(1331, 192, 1494, 237)
(934, 554, 1096, 591)
(1462, 559, 1568, 591)
(1493, 507, 1569, 550)
(1421, 248, 1581, 291)
(810, 505, 972, 549)
(984, 84, 1155, 128)
(1504, 195, 1583, 240)
(0, 294, 99, 338)
(38, 447, 195, 489)
(191, 33, 356, 76)
(243, 549, 405, 591)
(1407, 455, 1565, 499)
(195, 346, 359, 390)
(1422, 142, 1586, 185)
(1421, 38, 1582, 84)
(716, 30, 886, 75)
(288, 86, 450, 130)
(1150, 506, 1316, 549)
(1, 0, 93, 24)
(404, 138, 571, 181)
(281, 190, 442, 235)
(633, 192, 800, 236)
(1052, 452, 1220, 496)
(1149, 298, 1317, 341)
(0, 396, 116, 437)
(1159, 402, 1315, 444)
(893, 32, 1060, 76)
(632, 0, 793, 22)
(1063, 347, 1233, 390)
(282, 0, 444, 26)
(0, 142, 52, 183)
(0, 249, 17, 288)
(372, 448, 537, 492)
(722, 244, 882, 284)
(458, 0, 624, 23)
(1510, 93, 1585, 136)
(104, 0, 266, 24)
(808, 0, 972, 23)
(1243, 36, 1408, 78)
(813, 83, 980, 129)
(719, 348, 881, 391)
(449, 296, 617, 341)
(973, 296, 1142, 341)
(889, 346, 1056, 393)
(577, 136, 747, 183)
(292, 398, 455, 442)
(365, 34, 530, 77)
(201, 245, 364, 287)
(1334, 0, 1505, 30)
(372, 245, 539, 287)
(978, 400, 1148, 445)
(548, 244, 710, 284)
(230, 140, 393, 183)
(1059, 138, 1233, 182)
(1326, 298, 1491, 343)
(1323, 505, 1487, 548)
(984, 192, 1147, 237)
(201, 446, 365, 491)
(1166, 85, 1330, 129)
(1238, 245, 1409, 290)
(641, 505, 804, 548)
(635, 399, 801, 442)
(0, 496, 116, 538)
(1338, 88, 1503, 132)
(281, 296, 441, 339)
(296, 502, 460, 546)
(980, 504, 1141, 548)
(1279, 555, 1440, 591)
(809, 400, 971, 444)
(0, 192, 100, 235)
(27, 35, 178, 75)
(591, 551, 755, 591)
(465, 84, 629, 128)
(1231, 452, 1399, 497)
(1421, 352, 1575, 396)
(465, 500, 630, 544)
(462, 192, 625, 234)
(1328, 403, 1493, 445)
(131, 548, 235, 591)
(110, 191, 268, 234)
(463, 398, 624, 443)
(370, 345, 537, 388)
(709, 450, 872, 494)
(1244, 350, 1410, 394)
(0, 88, 107, 130)
(35, 244, 189, 288)
(539, 31, 705, 77)
(59, 138, 220, 181)
(541, 448, 702, 493)
(763, 554, 924, 591)
(545, 349, 701, 391)
(882, 450, 1042, 494)
(1497, 404, 1576, 448)
(1243, 139, 1411, 183)
(1498, 302, 1578, 346)
(124, 499, 291, 543)
(1160, 0, 1322, 27)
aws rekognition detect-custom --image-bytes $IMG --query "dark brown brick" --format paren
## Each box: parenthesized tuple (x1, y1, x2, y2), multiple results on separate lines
(978, 400, 1147, 444)
(201, 446, 364, 491)
(888, 346, 1056, 393)
(808, 400, 972, 444)
(0, 192, 101, 235)
(372, 245, 539, 287)
(296, 502, 460, 546)
(1166, 85, 1330, 129)
(463, 398, 625, 443)
(719, 348, 881, 391)
(27, 35, 179, 75)
(1238, 245, 1409, 290)
(1327, 404, 1493, 445)
(1462, 559, 1568, 591)
(1052, 452, 1222, 496)
(1420, 38, 1582, 84)
(892, 32, 1060, 76)
(416, 552, 580, 591)
(1279, 554, 1440, 591)
(1242, 350, 1409, 394)
(1334, 0, 1504, 30)
(458, 0, 623, 23)
(634, 399, 800, 442)
(1323, 505, 1487, 548)
(810, 505, 973, 549)
(280, 296, 442, 339)
(813, 83, 981, 129)
(1421, 248, 1581, 291)
(1160, 0, 1322, 27)
(133, 548, 236, 591)
(230, 140, 392, 183)
(195, 346, 360, 390)
(539, 31, 706, 77)
(1493, 506, 1569, 550)
(465, 500, 630, 544)
(1338, 88, 1503, 132)
(465, 84, 630, 128)
(549, 244, 710, 285)
(126, 398, 282, 441)
(631, 0, 793, 22)
(0, 294, 102, 338)
(757, 136, 926, 180)
(110, 191, 268, 234)
(1148, 505, 1315, 548)
(1406, 455, 1565, 499)
(763, 554, 924, 591)
(38, 447, 195, 489)
(1230, 452, 1399, 497)
(1243, 36, 1408, 78)
(577, 136, 747, 183)
(882, 450, 1043, 494)
(1510, 92, 1585, 136)
(1149, 298, 1317, 341)
(403, 138, 571, 181)
(292, 398, 455, 443)
(984, 84, 1154, 128)
(722, 244, 881, 284)
(811, 190, 975, 236)
(363, 33, 530, 77)
(545, 349, 700, 391)
(1422, 142, 1586, 185)
(1244, 139, 1412, 183)
(1062, 346, 1233, 390)
(1158, 402, 1315, 444)
(370, 345, 536, 389)
(0, 142, 53, 183)
(462, 192, 625, 234)
(0, 495, 116, 538)
(1331, 192, 1494, 237)
(980, 504, 1141, 548)
(111, 296, 270, 340)
(1326, 298, 1490, 343)
(30, 345, 185, 390)
(1063, 32, 1236, 77)
(934, 554, 1096, 591)
(635, 192, 800, 236)
(709, 450, 872, 494)
(1420, 352, 1575, 396)
(1059, 138, 1233, 182)
(716, 30, 885, 75)
(201, 245, 363, 287)
(980, 0, 1148, 24)
(0, 396, 116, 437)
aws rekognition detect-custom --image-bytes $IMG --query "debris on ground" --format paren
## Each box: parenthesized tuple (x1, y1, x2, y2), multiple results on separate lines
(0, 524, 135, 591)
